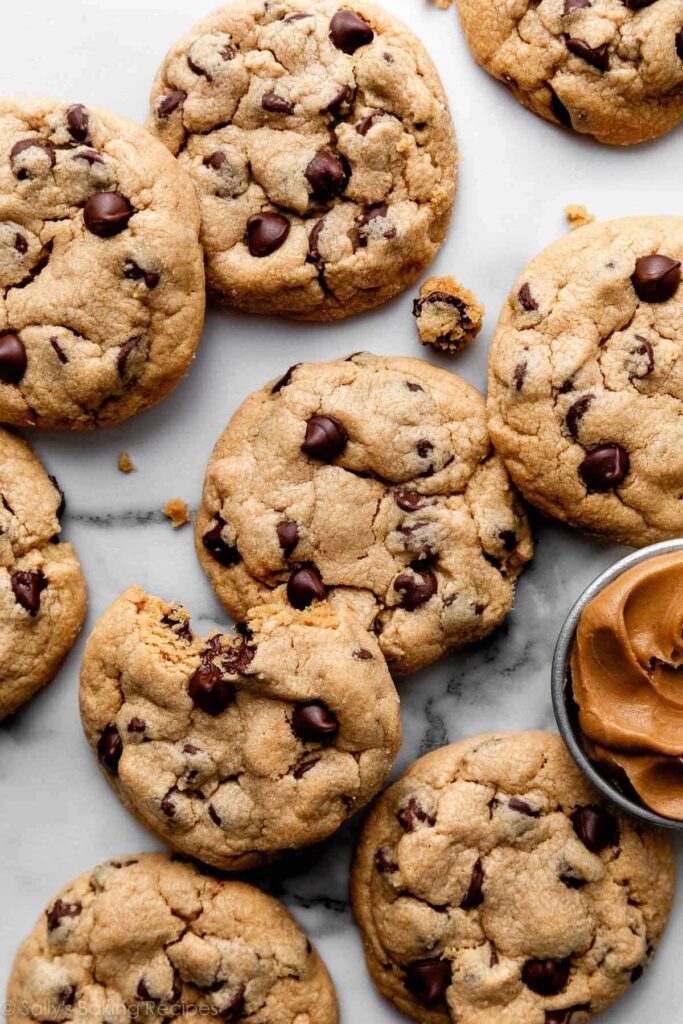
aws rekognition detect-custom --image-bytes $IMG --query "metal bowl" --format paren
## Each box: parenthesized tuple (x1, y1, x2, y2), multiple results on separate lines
(552, 537, 683, 831)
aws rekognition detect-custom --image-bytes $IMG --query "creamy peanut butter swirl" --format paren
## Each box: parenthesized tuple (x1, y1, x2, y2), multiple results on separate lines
(572, 550, 683, 819)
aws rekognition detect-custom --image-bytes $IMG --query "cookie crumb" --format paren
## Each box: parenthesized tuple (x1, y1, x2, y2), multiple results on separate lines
(163, 498, 191, 528)
(565, 204, 595, 231)
(413, 276, 484, 353)
(118, 451, 135, 474)
(431, 0, 452, 8)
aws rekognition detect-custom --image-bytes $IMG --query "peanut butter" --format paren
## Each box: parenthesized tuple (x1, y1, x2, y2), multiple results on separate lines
(571, 550, 683, 819)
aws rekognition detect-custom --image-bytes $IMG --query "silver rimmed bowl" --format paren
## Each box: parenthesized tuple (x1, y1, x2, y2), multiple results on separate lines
(552, 537, 683, 831)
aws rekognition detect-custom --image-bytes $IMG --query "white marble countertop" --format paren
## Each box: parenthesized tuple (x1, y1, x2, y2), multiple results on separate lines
(1, 1, 682, 1021)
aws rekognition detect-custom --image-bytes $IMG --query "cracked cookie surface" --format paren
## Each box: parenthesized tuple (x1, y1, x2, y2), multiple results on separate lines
(351, 731, 675, 1024)
(146, 0, 457, 320)
(195, 353, 532, 676)
(487, 216, 683, 547)
(0, 96, 205, 429)
(79, 587, 401, 870)
(0, 427, 86, 720)
(455, 0, 683, 146)
(6, 851, 339, 1024)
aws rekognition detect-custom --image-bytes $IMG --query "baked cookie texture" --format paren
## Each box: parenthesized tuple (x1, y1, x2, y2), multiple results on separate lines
(487, 216, 683, 547)
(0, 428, 86, 720)
(80, 587, 401, 871)
(352, 731, 676, 1024)
(6, 852, 339, 1024)
(454, 0, 683, 146)
(196, 353, 533, 676)
(0, 97, 205, 429)
(146, 0, 457, 320)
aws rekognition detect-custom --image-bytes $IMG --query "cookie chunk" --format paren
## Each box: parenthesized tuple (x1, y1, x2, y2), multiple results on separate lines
(0, 428, 86, 720)
(80, 587, 401, 870)
(6, 852, 339, 1024)
(352, 731, 675, 1024)
(487, 215, 683, 547)
(0, 97, 205, 429)
(196, 353, 532, 676)
(413, 276, 484, 353)
(455, 0, 683, 146)
(146, 0, 457, 320)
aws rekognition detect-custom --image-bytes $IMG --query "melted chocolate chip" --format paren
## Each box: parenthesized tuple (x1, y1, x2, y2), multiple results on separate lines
(10, 139, 55, 177)
(571, 805, 619, 852)
(117, 336, 140, 376)
(513, 361, 528, 392)
(293, 758, 319, 779)
(374, 846, 399, 874)
(545, 1011, 589, 1024)
(394, 490, 430, 512)
(287, 565, 328, 609)
(157, 90, 187, 119)
(509, 797, 539, 817)
(202, 521, 240, 566)
(549, 87, 573, 128)
(219, 987, 245, 1024)
(564, 0, 591, 10)
(628, 336, 654, 379)
(47, 899, 82, 932)
(97, 725, 123, 775)
(245, 212, 290, 257)
(461, 858, 485, 909)
(271, 363, 301, 394)
(292, 702, 339, 742)
(51, 337, 68, 365)
(14, 233, 28, 254)
(66, 104, 89, 143)
(632, 254, 681, 302)
(323, 84, 354, 114)
(188, 662, 235, 716)
(84, 192, 134, 238)
(208, 804, 222, 826)
(123, 260, 160, 289)
(261, 92, 294, 114)
(394, 569, 437, 611)
(498, 529, 517, 551)
(566, 393, 594, 438)
(329, 9, 374, 53)
(522, 959, 570, 996)
(301, 414, 348, 460)
(566, 38, 609, 70)
(11, 570, 45, 615)
(277, 519, 300, 557)
(222, 639, 255, 675)
(304, 151, 348, 200)
(360, 202, 395, 242)
(308, 219, 325, 260)
(353, 648, 374, 660)
(356, 109, 386, 135)
(397, 796, 436, 831)
(405, 960, 451, 1005)
(518, 283, 538, 311)
(677, 27, 683, 60)
(127, 717, 147, 733)
(0, 331, 27, 384)
(579, 445, 629, 492)
(160, 791, 176, 818)
(73, 149, 104, 166)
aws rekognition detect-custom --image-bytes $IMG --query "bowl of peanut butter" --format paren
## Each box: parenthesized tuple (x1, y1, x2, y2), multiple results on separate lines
(552, 539, 683, 829)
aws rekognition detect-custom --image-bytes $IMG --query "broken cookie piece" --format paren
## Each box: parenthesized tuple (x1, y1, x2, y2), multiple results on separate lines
(117, 451, 135, 474)
(163, 498, 191, 528)
(565, 204, 595, 231)
(413, 276, 484, 353)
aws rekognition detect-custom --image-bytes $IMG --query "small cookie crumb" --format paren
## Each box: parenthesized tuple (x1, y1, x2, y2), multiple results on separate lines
(431, 0, 452, 7)
(565, 204, 595, 231)
(163, 498, 191, 528)
(412, 276, 484, 353)
(118, 451, 135, 474)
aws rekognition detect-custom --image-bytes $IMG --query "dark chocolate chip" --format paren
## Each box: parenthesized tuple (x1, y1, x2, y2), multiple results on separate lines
(47, 899, 81, 932)
(564, 0, 592, 10)
(51, 337, 68, 365)
(10, 139, 55, 177)
(498, 529, 517, 551)
(579, 445, 629, 492)
(287, 565, 328, 609)
(397, 796, 436, 831)
(293, 758, 319, 779)
(461, 858, 485, 909)
(73, 149, 104, 166)
(245, 211, 290, 257)
(277, 520, 300, 557)
(308, 219, 325, 260)
(629, 336, 654, 378)
(513, 361, 528, 392)
(157, 90, 187, 119)
(188, 662, 235, 716)
(518, 283, 538, 311)
(202, 521, 240, 566)
(374, 847, 399, 874)
(208, 804, 222, 826)
(566, 393, 594, 438)
(360, 202, 395, 241)
(323, 84, 355, 114)
(566, 38, 609, 70)
(394, 490, 430, 512)
(329, 9, 374, 53)
(304, 151, 348, 200)
(66, 104, 89, 143)
(632, 254, 681, 302)
(49, 475, 66, 517)
(117, 336, 140, 376)
(160, 791, 176, 818)
(631, 965, 644, 984)
(356, 109, 386, 135)
(571, 805, 619, 852)
(292, 702, 339, 742)
(204, 151, 226, 171)
(301, 414, 348, 460)
(272, 363, 301, 394)
(677, 28, 683, 60)
(123, 260, 160, 289)
(353, 648, 374, 660)
(405, 960, 451, 1005)
(84, 192, 134, 238)
(97, 725, 123, 775)
(549, 87, 573, 128)
(261, 92, 294, 114)
(405, 381, 424, 393)
(394, 569, 437, 611)
(509, 797, 540, 817)
(621, 0, 656, 7)
(127, 717, 146, 733)
(14, 233, 28, 254)
(522, 959, 570, 996)
(222, 639, 255, 675)
(11, 570, 45, 615)
(219, 987, 245, 1024)
(545, 1011, 589, 1024)
(0, 331, 27, 384)
(416, 439, 433, 460)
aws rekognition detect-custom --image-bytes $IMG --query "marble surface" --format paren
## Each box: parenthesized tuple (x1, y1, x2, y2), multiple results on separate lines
(1, 1, 682, 1021)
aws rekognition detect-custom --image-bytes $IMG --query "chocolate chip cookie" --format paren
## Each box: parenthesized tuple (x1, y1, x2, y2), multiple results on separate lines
(0, 428, 86, 720)
(413, 276, 484, 353)
(352, 731, 675, 1024)
(488, 216, 683, 547)
(0, 97, 205, 429)
(146, 0, 457, 320)
(196, 353, 533, 676)
(455, 0, 683, 146)
(6, 852, 339, 1024)
(80, 587, 401, 870)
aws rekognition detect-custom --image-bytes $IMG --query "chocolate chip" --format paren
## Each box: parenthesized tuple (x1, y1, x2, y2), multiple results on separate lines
(571, 805, 619, 852)
(461, 858, 485, 909)
(329, 9, 374, 52)
(566, 38, 609, 70)
(628, 336, 654, 378)
(222, 638, 255, 675)
(353, 648, 374, 660)
(394, 490, 430, 512)
(305, 151, 348, 201)
(560, 872, 587, 890)
(323, 83, 354, 114)
(293, 758, 319, 779)
(73, 149, 104, 166)
(51, 338, 68, 365)
(394, 569, 437, 611)
(0, 331, 27, 384)
(123, 260, 160, 289)
(277, 520, 299, 557)
(261, 92, 294, 114)
(549, 87, 573, 128)
(518, 283, 538, 311)
(405, 381, 424, 393)
(405, 960, 451, 1005)
(356, 109, 386, 135)
(84, 192, 134, 238)
(397, 796, 436, 831)
(498, 529, 517, 551)
(564, 0, 591, 10)
(97, 725, 123, 775)
(66, 104, 89, 143)
(219, 987, 245, 1024)
(621, 0, 656, 7)
(545, 1011, 588, 1024)
(579, 445, 629, 492)
(49, 475, 66, 517)
(416, 439, 433, 460)
(157, 90, 187, 119)
(203, 151, 226, 172)
(566, 393, 594, 438)
(301, 414, 347, 460)
(513, 361, 528, 392)
(160, 791, 176, 818)
(359, 202, 395, 241)
(677, 28, 683, 60)
(631, 965, 644, 984)
(127, 717, 146, 733)
(117, 336, 140, 376)
(375, 846, 399, 874)
(10, 138, 55, 177)
(202, 521, 240, 566)
(287, 565, 327, 609)
(11, 570, 45, 615)
(47, 899, 81, 932)
(509, 797, 540, 817)
(188, 662, 235, 716)
(632, 254, 681, 302)
(308, 219, 325, 261)
(292, 702, 339, 742)
(245, 211, 290, 257)
(14, 233, 28, 254)
(522, 959, 570, 996)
